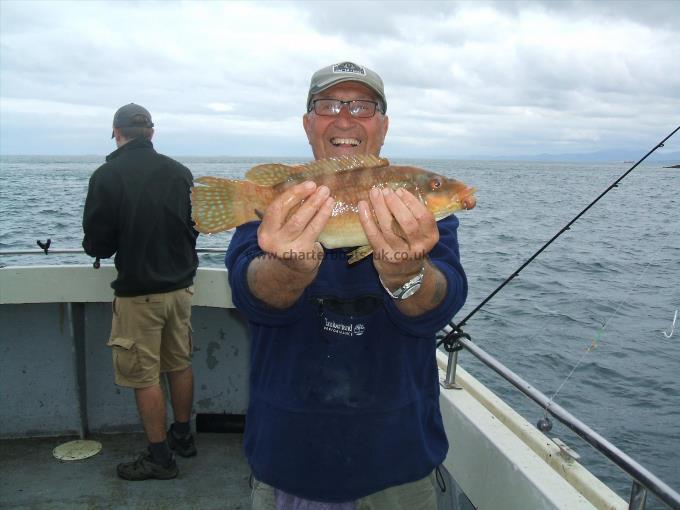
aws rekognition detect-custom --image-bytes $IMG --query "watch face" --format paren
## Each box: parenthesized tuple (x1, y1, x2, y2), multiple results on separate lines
(400, 283, 422, 300)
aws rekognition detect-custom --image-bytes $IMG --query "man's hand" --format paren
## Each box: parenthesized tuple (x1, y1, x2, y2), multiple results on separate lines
(248, 181, 335, 309)
(358, 187, 437, 283)
(358, 187, 447, 315)
(257, 181, 335, 273)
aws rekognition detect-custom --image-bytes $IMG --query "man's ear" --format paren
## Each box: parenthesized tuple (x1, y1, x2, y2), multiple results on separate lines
(381, 115, 389, 147)
(302, 113, 312, 145)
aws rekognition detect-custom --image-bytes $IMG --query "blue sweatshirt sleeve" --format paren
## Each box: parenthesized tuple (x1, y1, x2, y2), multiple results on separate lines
(224, 221, 310, 326)
(382, 215, 468, 337)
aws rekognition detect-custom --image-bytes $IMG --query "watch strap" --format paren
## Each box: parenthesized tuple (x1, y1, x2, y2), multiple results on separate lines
(379, 262, 426, 300)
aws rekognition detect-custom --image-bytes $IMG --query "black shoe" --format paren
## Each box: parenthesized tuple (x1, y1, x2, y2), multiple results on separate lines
(117, 449, 178, 481)
(168, 425, 197, 458)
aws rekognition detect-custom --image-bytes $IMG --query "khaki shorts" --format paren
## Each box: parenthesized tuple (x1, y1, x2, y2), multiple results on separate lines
(251, 470, 438, 510)
(107, 286, 194, 388)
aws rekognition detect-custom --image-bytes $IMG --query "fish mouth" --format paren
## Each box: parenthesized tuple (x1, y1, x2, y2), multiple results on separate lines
(460, 187, 477, 210)
(431, 187, 477, 219)
(331, 137, 361, 147)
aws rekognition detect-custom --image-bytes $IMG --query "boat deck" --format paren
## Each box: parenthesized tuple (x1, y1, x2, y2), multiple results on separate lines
(1, 432, 251, 509)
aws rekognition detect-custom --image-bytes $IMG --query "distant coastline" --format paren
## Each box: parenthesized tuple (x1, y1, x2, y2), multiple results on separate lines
(2, 151, 680, 164)
(0, 152, 680, 168)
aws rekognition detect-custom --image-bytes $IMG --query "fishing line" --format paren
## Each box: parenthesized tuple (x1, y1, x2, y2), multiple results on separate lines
(544, 261, 653, 414)
(439, 219, 676, 412)
(440, 124, 680, 344)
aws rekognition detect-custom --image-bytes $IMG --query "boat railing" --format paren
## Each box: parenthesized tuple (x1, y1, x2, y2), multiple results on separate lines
(0, 248, 228, 256)
(439, 329, 680, 510)
(1, 251, 679, 509)
(0, 248, 227, 267)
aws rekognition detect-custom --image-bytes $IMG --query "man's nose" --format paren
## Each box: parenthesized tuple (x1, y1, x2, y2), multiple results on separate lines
(335, 104, 354, 125)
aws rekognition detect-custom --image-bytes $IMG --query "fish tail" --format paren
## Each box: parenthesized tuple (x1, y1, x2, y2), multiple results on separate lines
(191, 177, 266, 234)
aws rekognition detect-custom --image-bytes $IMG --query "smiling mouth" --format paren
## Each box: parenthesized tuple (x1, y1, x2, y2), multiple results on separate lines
(331, 137, 361, 147)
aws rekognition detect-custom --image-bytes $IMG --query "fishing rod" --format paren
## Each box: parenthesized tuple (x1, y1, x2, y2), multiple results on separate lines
(440, 124, 680, 346)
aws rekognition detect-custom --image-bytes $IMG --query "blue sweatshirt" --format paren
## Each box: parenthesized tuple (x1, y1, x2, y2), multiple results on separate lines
(224, 215, 467, 502)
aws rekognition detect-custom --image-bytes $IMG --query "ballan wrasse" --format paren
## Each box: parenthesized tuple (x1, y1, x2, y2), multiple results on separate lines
(191, 155, 476, 263)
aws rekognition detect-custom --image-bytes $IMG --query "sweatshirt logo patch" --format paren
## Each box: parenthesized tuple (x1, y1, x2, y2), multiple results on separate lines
(323, 318, 365, 337)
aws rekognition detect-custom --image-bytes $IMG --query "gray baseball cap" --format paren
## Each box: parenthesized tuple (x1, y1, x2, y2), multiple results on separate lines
(111, 103, 154, 138)
(307, 61, 387, 113)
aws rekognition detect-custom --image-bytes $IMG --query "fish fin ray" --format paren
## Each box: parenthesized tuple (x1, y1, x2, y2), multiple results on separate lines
(347, 245, 374, 264)
(245, 164, 301, 186)
(191, 177, 259, 233)
(245, 155, 389, 186)
(296, 155, 389, 180)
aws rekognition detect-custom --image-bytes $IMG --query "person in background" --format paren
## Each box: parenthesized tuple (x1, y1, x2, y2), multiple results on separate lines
(225, 62, 470, 509)
(82, 103, 199, 480)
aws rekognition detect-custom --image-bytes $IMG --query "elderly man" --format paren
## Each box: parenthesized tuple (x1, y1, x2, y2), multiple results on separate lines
(225, 62, 469, 509)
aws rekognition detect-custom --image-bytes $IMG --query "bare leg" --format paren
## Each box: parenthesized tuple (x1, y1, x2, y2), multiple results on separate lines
(134, 384, 167, 443)
(167, 366, 194, 423)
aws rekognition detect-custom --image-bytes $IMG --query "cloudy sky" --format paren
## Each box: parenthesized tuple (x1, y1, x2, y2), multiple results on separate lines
(1, 0, 679, 158)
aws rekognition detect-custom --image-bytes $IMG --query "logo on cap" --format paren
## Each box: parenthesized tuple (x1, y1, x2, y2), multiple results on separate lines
(332, 62, 366, 75)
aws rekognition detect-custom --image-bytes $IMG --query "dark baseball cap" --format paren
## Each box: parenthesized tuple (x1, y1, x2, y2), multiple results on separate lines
(111, 103, 154, 138)
(307, 61, 387, 113)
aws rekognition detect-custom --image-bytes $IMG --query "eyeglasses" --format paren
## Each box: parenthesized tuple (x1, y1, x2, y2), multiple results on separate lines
(309, 99, 383, 118)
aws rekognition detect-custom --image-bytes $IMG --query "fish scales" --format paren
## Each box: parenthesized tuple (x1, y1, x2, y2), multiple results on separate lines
(311, 165, 435, 248)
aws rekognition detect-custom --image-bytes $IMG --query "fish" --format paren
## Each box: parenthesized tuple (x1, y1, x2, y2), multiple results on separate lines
(191, 155, 476, 263)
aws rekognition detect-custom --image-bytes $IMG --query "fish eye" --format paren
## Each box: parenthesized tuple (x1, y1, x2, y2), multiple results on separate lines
(429, 177, 442, 190)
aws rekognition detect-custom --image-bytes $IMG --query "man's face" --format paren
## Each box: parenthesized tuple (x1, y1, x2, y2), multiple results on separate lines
(303, 82, 389, 160)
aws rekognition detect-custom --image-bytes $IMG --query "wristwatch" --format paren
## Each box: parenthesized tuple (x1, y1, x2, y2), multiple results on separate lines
(379, 263, 426, 300)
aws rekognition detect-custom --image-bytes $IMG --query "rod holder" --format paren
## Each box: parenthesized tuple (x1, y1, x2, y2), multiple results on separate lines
(441, 348, 462, 390)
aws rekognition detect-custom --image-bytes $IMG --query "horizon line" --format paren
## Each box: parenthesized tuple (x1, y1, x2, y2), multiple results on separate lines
(1, 153, 678, 164)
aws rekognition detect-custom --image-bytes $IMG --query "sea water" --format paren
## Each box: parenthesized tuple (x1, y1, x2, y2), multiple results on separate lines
(1, 155, 678, 508)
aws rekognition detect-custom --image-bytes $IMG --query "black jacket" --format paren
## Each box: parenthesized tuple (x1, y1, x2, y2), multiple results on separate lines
(82, 138, 198, 296)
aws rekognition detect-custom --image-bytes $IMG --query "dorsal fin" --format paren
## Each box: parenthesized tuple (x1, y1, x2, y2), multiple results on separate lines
(245, 155, 390, 186)
(244, 164, 298, 186)
(296, 155, 390, 178)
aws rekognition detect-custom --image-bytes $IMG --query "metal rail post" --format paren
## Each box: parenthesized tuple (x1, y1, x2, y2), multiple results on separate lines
(629, 480, 648, 510)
